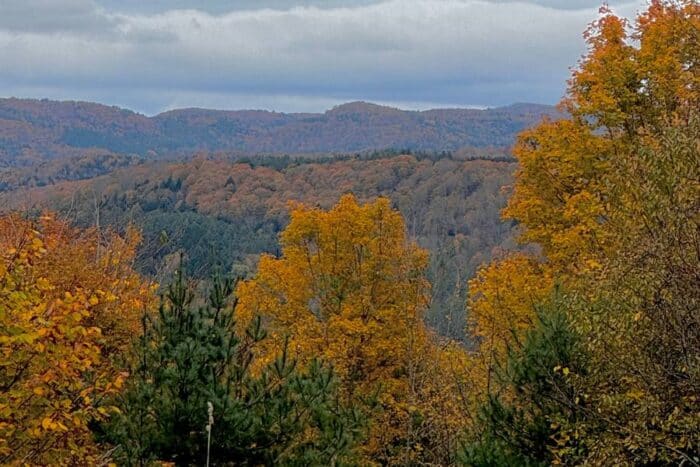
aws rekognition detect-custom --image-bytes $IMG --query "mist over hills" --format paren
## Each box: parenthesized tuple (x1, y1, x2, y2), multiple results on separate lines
(0, 97, 558, 165)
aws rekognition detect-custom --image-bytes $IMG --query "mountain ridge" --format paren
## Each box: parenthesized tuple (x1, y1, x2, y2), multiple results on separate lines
(0, 97, 554, 118)
(0, 97, 559, 166)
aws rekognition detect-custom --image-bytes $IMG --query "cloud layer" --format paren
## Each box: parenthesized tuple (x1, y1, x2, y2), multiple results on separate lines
(0, 0, 646, 114)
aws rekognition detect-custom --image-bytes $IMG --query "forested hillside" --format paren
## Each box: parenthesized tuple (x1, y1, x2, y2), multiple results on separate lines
(1, 2, 696, 465)
(1, 153, 517, 339)
(0, 98, 557, 165)
(0, 152, 142, 191)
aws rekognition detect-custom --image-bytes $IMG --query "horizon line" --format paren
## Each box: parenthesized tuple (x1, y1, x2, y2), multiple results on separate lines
(0, 95, 556, 118)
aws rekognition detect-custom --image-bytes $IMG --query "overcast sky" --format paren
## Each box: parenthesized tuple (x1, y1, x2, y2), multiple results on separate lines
(0, 0, 647, 115)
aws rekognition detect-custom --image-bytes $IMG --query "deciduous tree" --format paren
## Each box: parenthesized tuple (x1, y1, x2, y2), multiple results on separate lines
(464, 2, 700, 463)
(237, 194, 468, 464)
(0, 214, 150, 464)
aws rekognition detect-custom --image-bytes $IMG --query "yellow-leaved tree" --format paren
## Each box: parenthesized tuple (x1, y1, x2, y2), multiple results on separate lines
(465, 1, 699, 464)
(0, 214, 152, 464)
(466, 254, 554, 395)
(237, 194, 468, 465)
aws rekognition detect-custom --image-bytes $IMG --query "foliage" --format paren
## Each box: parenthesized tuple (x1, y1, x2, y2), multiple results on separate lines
(0, 214, 150, 464)
(459, 292, 586, 467)
(465, 1, 700, 464)
(2, 155, 519, 340)
(106, 265, 367, 466)
(467, 254, 554, 364)
(0, 153, 141, 192)
(573, 112, 700, 465)
(1, 3, 696, 465)
(237, 194, 469, 464)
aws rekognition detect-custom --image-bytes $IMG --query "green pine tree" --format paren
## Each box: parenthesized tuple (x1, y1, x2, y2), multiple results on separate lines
(104, 265, 368, 466)
(458, 291, 588, 466)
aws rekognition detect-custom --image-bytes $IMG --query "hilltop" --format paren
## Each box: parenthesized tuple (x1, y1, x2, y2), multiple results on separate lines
(0, 97, 558, 165)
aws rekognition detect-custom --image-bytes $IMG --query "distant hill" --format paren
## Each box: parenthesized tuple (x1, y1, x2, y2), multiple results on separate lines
(0, 98, 559, 166)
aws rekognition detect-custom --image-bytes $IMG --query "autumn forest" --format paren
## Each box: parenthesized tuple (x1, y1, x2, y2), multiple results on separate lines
(0, 1, 698, 466)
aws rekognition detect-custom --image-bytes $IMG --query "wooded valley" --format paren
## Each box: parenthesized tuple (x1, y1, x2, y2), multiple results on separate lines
(0, 1, 698, 465)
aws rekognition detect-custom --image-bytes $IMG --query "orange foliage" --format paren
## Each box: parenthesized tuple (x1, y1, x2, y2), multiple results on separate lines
(237, 195, 468, 464)
(0, 214, 152, 464)
(465, 1, 700, 461)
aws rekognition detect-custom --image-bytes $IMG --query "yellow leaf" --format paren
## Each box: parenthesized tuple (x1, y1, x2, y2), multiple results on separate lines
(41, 417, 52, 430)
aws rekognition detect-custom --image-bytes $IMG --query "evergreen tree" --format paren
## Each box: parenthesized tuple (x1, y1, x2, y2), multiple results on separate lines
(459, 292, 587, 466)
(105, 265, 368, 466)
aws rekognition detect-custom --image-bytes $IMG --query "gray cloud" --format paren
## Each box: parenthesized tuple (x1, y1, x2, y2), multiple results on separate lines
(96, 0, 628, 14)
(0, 0, 647, 114)
(98, 0, 385, 14)
(486, 0, 620, 9)
(0, 0, 119, 34)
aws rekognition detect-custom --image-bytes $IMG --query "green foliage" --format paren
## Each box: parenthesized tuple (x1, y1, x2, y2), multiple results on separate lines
(459, 292, 587, 466)
(105, 265, 367, 466)
(135, 210, 278, 279)
(467, 3, 700, 464)
(573, 112, 700, 465)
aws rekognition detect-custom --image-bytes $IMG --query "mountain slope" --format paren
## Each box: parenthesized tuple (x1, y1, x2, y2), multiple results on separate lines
(0, 98, 558, 165)
(1, 154, 518, 340)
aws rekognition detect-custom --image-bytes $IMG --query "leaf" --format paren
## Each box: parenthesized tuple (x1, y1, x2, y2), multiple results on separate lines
(41, 417, 52, 430)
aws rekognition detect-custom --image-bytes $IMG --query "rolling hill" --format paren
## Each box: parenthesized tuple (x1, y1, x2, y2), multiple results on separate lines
(0, 97, 558, 166)
(0, 97, 553, 340)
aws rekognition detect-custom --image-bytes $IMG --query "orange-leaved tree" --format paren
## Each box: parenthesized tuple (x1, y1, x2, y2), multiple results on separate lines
(0, 214, 152, 464)
(237, 194, 468, 465)
(466, 254, 554, 393)
(465, 1, 699, 464)
(505, 0, 699, 273)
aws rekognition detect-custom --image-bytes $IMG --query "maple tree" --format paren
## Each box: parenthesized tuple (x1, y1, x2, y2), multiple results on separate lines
(504, 0, 699, 273)
(0, 214, 151, 464)
(466, 254, 555, 396)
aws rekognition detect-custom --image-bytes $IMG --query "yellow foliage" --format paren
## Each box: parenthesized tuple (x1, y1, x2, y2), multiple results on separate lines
(465, 1, 700, 463)
(237, 194, 466, 464)
(504, 119, 613, 273)
(237, 195, 429, 382)
(0, 214, 152, 464)
(466, 254, 554, 397)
